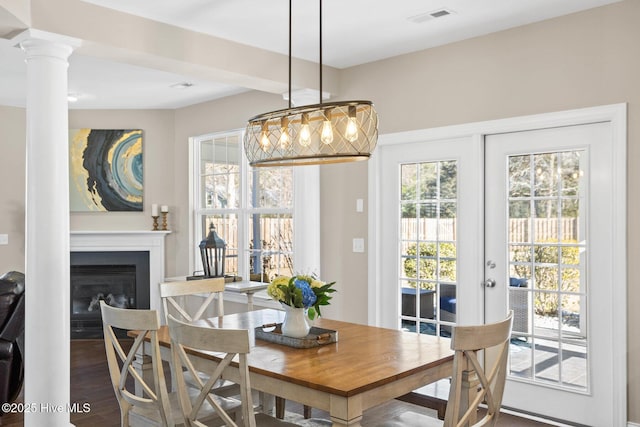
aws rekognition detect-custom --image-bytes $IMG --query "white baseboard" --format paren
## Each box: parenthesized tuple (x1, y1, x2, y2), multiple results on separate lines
(627, 422, 640, 427)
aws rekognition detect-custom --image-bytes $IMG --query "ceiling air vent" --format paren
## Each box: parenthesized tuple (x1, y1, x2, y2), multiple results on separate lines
(408, 8, 454, 24)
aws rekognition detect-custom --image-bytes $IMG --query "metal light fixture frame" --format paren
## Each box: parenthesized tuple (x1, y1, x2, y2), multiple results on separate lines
(244, 0, 378, 167)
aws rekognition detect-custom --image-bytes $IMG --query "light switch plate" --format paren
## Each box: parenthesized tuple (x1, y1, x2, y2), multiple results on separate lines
(0, 234, 8, 245)
(352, 238, 365, 253)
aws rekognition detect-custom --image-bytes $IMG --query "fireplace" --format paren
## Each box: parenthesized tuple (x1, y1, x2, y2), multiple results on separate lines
(70, 251, 150, 338)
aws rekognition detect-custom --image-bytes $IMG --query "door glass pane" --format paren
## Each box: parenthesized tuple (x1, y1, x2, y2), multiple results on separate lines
(507, 150, 587, 392)
(400, 160, 457, 337)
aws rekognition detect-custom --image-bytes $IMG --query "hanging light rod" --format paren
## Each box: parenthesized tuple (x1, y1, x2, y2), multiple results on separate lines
(244, 0, 378, 167)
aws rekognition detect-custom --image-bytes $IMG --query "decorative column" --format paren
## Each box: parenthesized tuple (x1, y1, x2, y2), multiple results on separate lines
(14, 29, 79, 427)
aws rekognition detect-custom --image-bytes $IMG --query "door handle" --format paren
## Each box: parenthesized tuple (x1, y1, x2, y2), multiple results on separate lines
(483, 278, 496, 288)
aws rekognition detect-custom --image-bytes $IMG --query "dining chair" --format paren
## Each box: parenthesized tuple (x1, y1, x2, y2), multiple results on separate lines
(100, 301, 240, 426)
(160, 277, 225, 325)
(160, 278, 239, 395)
(376, 311, 514, 427)
(167, 314, 301, 427)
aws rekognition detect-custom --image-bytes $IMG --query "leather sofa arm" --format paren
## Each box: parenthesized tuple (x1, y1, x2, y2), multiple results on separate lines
(0, 295, 24, 343)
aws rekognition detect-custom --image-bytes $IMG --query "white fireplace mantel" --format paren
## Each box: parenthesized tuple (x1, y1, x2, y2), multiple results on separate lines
(70, 230, 170, 311)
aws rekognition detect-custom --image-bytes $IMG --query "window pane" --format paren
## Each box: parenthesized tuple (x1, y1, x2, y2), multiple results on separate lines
(509, 154, 531, 197)
(248, 213, 293, 279)
(419, 163, 437, 200)
(439, 161, 457, 199)
(249, 167, 293, 209)
(401, 164, 417, 201)
(560, 151, 582, 197)
(534, 153, 559, 197)
(199, 135, 240, 210)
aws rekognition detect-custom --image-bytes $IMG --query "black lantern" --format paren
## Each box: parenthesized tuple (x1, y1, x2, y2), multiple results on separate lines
(199, 223, 227, 277)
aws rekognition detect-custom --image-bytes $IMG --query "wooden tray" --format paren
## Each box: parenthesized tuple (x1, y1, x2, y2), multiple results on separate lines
(255, 324, 338, 348)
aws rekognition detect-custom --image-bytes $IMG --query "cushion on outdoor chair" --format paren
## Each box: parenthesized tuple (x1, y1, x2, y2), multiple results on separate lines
(510, 277, 528, 287)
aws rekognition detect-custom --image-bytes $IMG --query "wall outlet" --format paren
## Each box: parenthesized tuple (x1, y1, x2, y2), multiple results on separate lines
(0, 234, 8, 245)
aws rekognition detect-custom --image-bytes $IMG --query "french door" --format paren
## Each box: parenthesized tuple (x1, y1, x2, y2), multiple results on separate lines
(373, 105, 626, 425)
(484, 123, 618, 425)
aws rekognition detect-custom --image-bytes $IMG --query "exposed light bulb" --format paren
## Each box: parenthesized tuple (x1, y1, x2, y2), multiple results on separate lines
(345, 105, 358, 143)
(321, 109, 334, 145)
(299, 113, 311, 147)
(279, 117, 290, 148)
(260, 122, 270, 150)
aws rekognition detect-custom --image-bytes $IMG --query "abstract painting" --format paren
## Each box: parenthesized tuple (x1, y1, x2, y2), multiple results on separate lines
(69, 129, 143, 212)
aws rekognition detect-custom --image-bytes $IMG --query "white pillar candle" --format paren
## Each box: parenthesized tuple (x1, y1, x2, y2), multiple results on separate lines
(151, 204, 158, 216)
(161, 205, 169, 213)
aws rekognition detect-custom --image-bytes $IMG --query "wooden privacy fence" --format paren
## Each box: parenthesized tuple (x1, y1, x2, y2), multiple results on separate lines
(201, 217, 578, 273)
(401, 218, 578, 242)
(205, 217, 293, 274)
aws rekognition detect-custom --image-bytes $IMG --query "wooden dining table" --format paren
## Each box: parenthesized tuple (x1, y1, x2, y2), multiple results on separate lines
(133, 309, 454, 426)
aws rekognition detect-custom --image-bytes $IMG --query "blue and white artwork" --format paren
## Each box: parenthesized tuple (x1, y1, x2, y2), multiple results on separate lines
(69, 129, 143, 212)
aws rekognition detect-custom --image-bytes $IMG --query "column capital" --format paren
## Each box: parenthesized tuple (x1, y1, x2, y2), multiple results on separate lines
(11, 28, 81, 60)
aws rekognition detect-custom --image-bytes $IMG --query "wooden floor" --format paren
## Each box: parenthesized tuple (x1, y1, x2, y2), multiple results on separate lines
(0, 339, 554, 426)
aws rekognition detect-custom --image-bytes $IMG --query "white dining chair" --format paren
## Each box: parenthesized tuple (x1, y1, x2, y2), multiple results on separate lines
(160, 277, 225, 324)
(375, 311, 514, 427)
(167, 314, 301, 426)
(100, 301, 240, 426)
(160, 278, 241, 396)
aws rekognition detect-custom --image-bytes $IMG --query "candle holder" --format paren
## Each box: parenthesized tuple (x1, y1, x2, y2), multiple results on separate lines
(152, 215, 159, 231)
(161, 212, 168, 231)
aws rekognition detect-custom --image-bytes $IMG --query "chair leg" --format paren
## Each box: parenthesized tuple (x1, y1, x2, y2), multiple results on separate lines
(303, 405, 312, 419)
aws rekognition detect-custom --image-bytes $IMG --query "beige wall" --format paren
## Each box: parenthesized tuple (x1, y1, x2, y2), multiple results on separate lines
(0, 0, 637, 421)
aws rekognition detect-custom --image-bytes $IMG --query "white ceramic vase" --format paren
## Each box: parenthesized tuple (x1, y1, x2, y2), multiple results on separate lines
(281, 304, 311, 338)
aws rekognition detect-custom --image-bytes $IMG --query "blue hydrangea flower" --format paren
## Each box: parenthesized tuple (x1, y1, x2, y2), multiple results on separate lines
(294, 278, 317, 307)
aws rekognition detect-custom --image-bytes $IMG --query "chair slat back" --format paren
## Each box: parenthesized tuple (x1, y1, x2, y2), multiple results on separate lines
(443, 310, 513, 427)
(160, 278, 225, 324)
(100, 301, 175, 427)
(167, 315, 255, 427)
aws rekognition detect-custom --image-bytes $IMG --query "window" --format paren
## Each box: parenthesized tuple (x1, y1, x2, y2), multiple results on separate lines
(191, 130, 319, 282)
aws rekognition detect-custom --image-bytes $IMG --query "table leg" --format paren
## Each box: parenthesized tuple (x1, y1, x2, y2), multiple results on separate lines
(246, 292, 255, 311)
(259, 392, 275, 416)
(133, 344, 153, 397)
(460, 367, 479, 426)
(329, 395, 363, 426)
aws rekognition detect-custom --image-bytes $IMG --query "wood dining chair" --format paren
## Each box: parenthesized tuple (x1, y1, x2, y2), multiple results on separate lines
(160, 278, 240, 396)
(100, 302, 240, 426)
(160, 277, 226, 325)
(167, 314, 301, 427)
(376, 310, 514, 427)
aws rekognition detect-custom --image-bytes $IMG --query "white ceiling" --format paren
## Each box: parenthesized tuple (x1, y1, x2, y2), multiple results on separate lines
(0, 0, 622, 109)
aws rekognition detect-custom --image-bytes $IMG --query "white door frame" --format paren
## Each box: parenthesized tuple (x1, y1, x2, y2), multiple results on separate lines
(368, 103, 626, 425)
